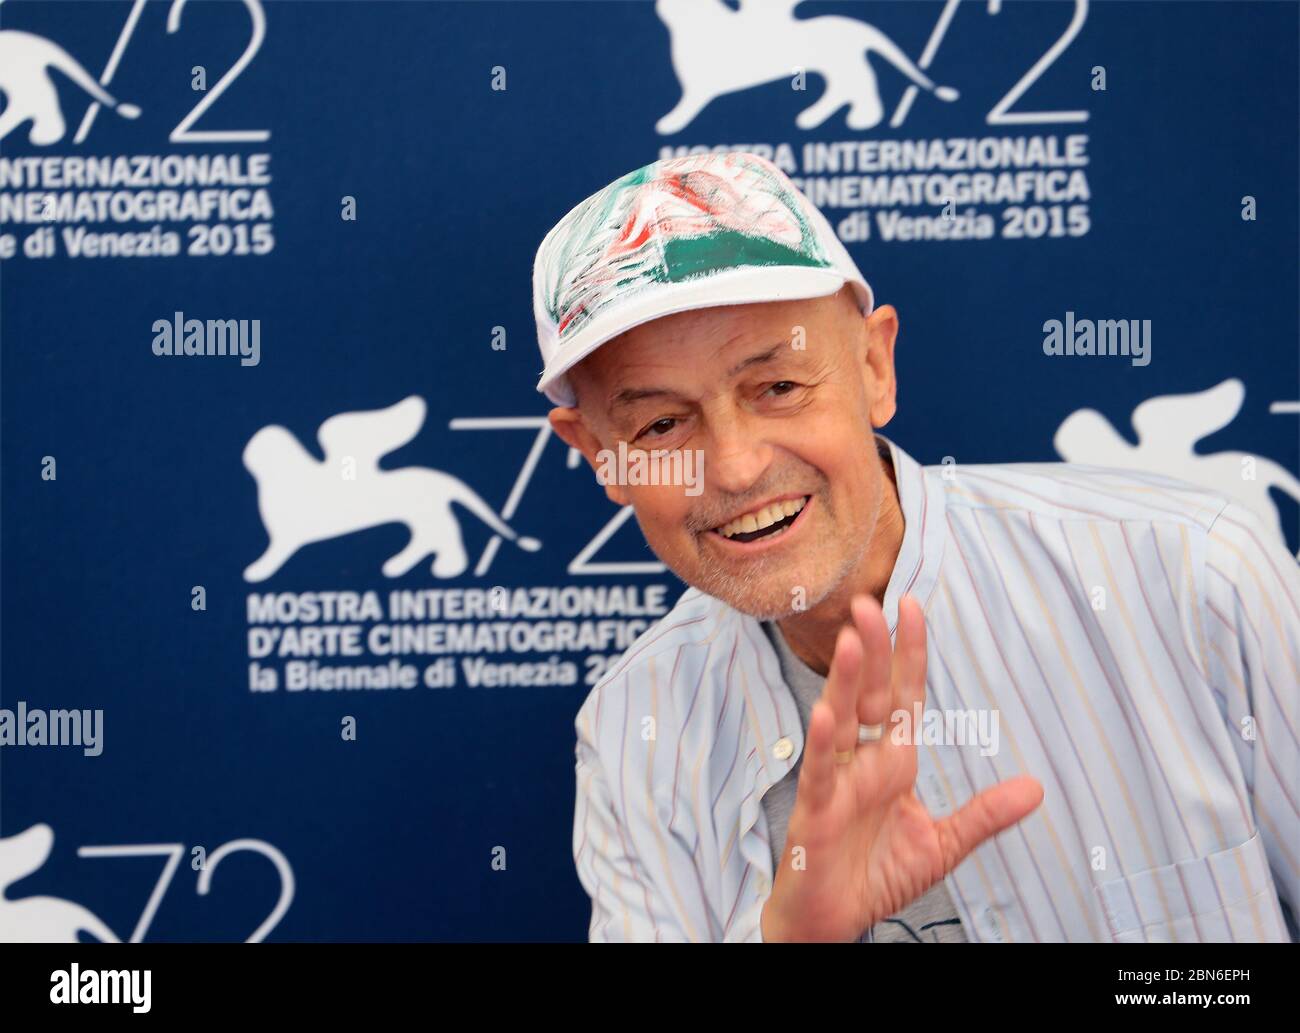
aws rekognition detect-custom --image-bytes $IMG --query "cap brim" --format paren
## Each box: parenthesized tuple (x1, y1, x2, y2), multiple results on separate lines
(538, 265, 872, 407)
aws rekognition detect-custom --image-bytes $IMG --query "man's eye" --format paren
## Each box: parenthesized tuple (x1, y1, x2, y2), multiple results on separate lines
(638, 418, 677, 440)
(767, 381, 798, 397)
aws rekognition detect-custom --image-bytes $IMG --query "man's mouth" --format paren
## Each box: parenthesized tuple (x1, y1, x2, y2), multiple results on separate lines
(710, 495, 810, 545)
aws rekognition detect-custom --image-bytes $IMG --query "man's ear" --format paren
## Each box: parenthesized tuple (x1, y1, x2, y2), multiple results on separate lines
(862, 303, 898, 428)
(547, 407, 630, 506)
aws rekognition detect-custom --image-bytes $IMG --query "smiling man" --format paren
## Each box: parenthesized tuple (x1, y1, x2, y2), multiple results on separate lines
(534, 152, 1299, 943)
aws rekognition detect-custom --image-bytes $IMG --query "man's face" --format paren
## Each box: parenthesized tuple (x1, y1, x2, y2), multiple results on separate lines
(550, 287, 899, 621)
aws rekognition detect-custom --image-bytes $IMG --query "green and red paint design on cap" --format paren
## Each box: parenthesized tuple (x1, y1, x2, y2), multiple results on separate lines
(543, 153, 833, 340)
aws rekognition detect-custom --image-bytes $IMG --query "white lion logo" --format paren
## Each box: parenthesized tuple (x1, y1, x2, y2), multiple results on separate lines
(0, 824, 119, 943)
(655, 0, 958, 134)
(243, 396, 541, 582)
(0, 28, 141, 145)
(1054, 378, 1300, 559)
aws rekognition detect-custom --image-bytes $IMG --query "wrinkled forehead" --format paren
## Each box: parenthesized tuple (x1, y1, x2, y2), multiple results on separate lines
(571, 288, 859, 411)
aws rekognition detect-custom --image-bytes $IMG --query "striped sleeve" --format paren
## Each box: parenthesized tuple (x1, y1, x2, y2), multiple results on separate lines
(572, 677, 690, 943)
(1202, 500, 1300, 940)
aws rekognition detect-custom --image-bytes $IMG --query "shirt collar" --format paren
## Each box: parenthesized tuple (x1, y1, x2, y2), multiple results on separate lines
(874, 432, 948, 635)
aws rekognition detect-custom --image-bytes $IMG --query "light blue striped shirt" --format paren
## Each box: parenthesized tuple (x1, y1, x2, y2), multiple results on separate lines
(572, 435, 1299, 942)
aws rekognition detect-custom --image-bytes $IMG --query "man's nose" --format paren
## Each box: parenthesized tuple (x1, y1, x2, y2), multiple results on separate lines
(705, 410, 774, 496)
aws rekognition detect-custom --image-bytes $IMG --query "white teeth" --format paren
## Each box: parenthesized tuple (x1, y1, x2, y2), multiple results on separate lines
(717, 496, 807, 538)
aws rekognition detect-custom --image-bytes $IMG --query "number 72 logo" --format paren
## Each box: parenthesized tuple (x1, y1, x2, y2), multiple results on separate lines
(74, 0, 271, 145)
(450, 417, 668, 577)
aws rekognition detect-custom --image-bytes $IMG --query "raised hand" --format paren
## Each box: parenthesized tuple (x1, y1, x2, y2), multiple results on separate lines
(760, 593, 1044, 942)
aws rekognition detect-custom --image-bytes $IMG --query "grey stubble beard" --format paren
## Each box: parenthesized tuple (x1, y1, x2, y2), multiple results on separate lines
(684, 478, 880, 623)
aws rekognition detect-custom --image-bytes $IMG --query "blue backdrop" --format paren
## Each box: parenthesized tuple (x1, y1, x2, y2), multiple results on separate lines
(1, 0, 1296, 942)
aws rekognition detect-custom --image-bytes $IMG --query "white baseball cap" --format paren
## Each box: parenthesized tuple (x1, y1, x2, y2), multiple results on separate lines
(533, 151, 873, 407)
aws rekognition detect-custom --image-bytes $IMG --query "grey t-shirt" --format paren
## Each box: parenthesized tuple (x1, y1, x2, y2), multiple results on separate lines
(759, 620, 968, 942)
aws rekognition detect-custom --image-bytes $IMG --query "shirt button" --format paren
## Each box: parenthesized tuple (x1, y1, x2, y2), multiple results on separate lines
(772, 737, 794, 760)
(927, 774, 946, 808)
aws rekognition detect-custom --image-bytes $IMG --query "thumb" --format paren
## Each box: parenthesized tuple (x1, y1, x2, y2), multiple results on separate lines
(934, 775, 1044, 873)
